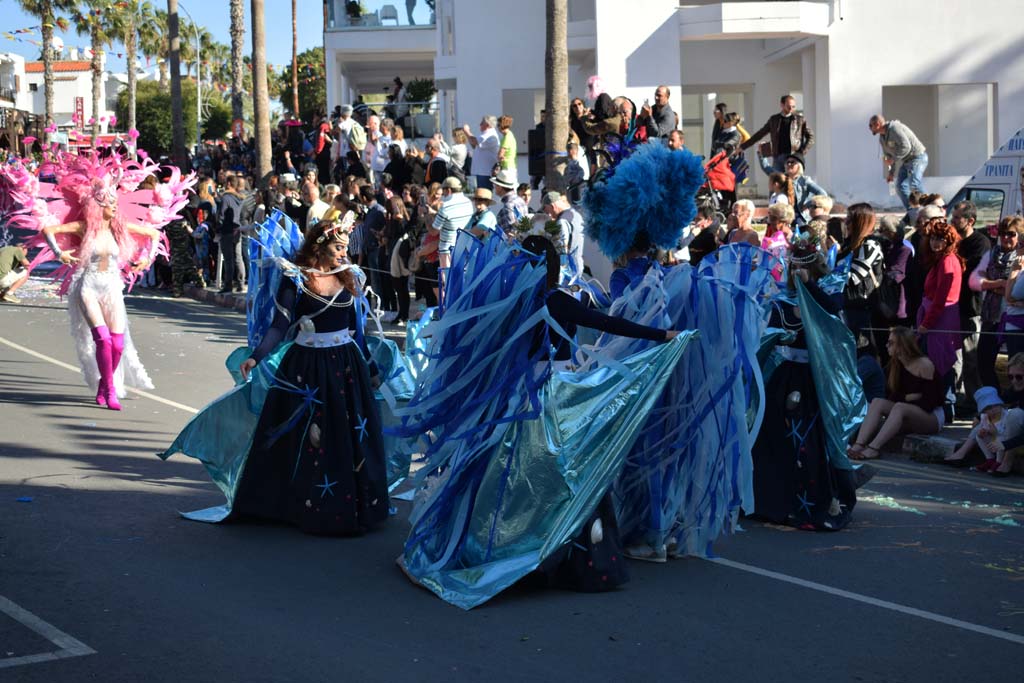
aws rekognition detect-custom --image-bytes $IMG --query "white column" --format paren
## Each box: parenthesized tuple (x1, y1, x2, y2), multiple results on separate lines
(812, 37, 831, 190)
(593, 0, 681, 117)
(801, 45, 816, 173)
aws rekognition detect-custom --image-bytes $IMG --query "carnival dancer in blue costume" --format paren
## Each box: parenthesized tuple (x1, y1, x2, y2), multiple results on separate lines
(581, 142, 778, 562)
(392, 226, 694, 609)
(751, 233, 867, 530)
(160, 216, 390, 535)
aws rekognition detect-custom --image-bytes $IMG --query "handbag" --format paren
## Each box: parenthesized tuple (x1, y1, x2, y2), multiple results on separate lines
(876, 274, 901, 321)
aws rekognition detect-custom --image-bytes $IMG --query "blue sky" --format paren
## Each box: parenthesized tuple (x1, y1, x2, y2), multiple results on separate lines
(0, 0, 324, 75)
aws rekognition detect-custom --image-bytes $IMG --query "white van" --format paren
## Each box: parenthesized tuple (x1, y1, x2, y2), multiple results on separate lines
(949, 128, 1024, 229)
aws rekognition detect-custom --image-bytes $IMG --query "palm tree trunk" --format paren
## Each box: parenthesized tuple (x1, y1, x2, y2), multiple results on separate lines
(230, 0, 245, 122)
(90, 23, 102, 140)
(126, 17, 137, 133)
(291, 0, 299, 118)
(251, 0, 272, 179)
(168, 0, 186, 167)
(41, 2, 55, 128)
(544, 0, 569, 192)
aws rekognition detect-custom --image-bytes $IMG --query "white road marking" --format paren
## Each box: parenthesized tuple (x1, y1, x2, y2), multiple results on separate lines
(0, 336, 198, 414)
(0, 595, 96, 669)
(707, 556, 1024, 645)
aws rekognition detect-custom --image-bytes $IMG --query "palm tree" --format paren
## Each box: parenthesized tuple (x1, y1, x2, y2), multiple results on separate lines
(168, 0, 186, 165)
(17, 0, 74, 128)
(291, 0, 299, 119)
(71, 0, 117, 139)
(229, 0, 245, 122)
(109, 1, 156, 134)
(251, 0, 272, 178)
(138, 8, 169, 91)
(544, 0, 569, 191)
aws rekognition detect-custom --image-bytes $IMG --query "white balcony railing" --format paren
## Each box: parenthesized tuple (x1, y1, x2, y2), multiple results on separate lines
(326, 0, 436, 30)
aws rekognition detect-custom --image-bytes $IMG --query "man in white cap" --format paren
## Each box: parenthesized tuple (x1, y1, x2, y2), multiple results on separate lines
(491, 168, 527, 235)
(434, 176, 474, 269)
(467, 187, 498, 238)
(542, 191, 585, 276)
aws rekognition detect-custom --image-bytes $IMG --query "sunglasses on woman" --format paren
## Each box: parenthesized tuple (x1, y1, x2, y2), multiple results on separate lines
(1010, 373, 1024, 381)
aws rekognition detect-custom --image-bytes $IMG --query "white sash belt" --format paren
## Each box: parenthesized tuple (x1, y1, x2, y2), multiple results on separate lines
(295, 328, 355, 349)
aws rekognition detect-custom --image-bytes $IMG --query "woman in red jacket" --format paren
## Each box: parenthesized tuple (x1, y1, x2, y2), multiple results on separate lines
(917, 221, 964, 380)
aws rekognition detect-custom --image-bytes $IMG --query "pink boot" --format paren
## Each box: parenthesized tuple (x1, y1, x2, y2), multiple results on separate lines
(107, 332, 125, 411)
(91, 326, 111, 407)
(91, 326, 121, 411)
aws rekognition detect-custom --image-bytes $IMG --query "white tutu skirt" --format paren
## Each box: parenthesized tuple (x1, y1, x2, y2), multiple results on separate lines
(68, 267, 154, 397)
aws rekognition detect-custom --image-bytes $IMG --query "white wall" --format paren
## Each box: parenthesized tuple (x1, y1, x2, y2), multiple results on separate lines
(825, 0, 1024, 207)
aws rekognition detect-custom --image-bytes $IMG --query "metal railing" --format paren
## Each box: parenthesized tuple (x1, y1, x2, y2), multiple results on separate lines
(326, 0, 436, 30)
(360, 100, 440, 139)
(0, 86, 16, 103)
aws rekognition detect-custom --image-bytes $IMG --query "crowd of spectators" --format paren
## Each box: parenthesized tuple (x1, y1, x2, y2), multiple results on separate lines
(146, 87, 1021, 475)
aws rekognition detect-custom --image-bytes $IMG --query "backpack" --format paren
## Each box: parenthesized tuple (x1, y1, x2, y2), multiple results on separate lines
(347, 121, 367, 151)
(446, 157, 467, 185)
(844, 236, 884, 308)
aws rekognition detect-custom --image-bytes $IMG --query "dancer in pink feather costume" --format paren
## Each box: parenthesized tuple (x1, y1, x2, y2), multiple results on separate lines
(1, 150, 194, 409)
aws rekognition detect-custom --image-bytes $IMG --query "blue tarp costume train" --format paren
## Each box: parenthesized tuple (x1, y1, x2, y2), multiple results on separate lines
(391, 231, 695, 609)
(591, 244, 779, 558)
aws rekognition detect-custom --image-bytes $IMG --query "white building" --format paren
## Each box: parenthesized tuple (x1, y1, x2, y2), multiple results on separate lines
(25, 49, 114, 132)
(0, 52, 32, 112)
(324, 0, 1024, 208)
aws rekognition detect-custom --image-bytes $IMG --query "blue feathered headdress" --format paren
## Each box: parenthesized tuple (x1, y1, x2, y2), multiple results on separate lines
(582, 143, 705, 259)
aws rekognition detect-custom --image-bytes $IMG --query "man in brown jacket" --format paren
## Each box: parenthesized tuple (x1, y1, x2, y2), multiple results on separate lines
(741, 94, 815, 175)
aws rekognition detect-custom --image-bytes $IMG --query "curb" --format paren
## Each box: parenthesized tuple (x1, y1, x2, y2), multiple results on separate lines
(184, 284, 246, 313)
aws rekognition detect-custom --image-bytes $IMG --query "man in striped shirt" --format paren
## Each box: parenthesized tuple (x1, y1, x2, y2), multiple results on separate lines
(434, 176, 474, 270)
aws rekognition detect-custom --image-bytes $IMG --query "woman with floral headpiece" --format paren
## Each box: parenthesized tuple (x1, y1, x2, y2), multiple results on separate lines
(164, 216, 389, 536)
(750, 232, 866, 530)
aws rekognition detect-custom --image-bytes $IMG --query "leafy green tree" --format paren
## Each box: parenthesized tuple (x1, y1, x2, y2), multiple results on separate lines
(116, 79, 229, 156)
(273, 46, 325, 124)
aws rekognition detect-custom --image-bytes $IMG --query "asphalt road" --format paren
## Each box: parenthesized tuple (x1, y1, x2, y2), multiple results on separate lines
(1, 281, 1022, 682)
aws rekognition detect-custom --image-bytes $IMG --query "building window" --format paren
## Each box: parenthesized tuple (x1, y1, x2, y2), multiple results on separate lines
(881, 83, 996, 177)
(29, 83, 38, 92)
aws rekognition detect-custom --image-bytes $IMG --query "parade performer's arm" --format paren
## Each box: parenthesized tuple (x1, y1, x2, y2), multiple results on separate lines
(547, 290, 678, 341)
(241, 279, 297, 380)
(126, 222, 162, 272)
(42, 220, 85, 264)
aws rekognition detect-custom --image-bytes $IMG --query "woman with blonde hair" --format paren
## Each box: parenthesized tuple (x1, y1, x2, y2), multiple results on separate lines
(849, 327, 944, 460)
(497, 114, 516, 173)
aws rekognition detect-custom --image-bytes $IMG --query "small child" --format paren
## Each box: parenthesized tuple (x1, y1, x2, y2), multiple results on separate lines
(193, 221, 211, 282)
(768, 172, 793, 206)
(946, 386, 1024, 474)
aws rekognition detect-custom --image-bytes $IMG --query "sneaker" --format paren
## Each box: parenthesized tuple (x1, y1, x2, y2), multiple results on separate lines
(1, 293, 20, 304)
(624, 543, 667, 563)
(395, 319, 407, 328)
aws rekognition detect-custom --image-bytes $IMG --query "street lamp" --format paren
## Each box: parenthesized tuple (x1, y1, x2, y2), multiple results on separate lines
(178, 1, 201, 157)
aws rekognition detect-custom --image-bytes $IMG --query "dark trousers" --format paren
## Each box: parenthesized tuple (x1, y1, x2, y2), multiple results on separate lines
(220, 231, 238, 290)
(978, 321, 1001, 389)
(317, 150, 332, 186)
(393, 275, 411, 321)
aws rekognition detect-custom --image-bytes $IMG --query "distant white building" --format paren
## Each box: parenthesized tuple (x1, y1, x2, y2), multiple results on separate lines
(323, 0, 1024, 208)
(25, 49, 114, 132)
(0, 52, 32, 112)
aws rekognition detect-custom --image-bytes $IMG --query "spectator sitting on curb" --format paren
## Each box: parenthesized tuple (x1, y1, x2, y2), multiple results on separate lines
(849, 327, 945, 460)
(0, 245, 31, 304)
(942, 386, 1024, 477)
